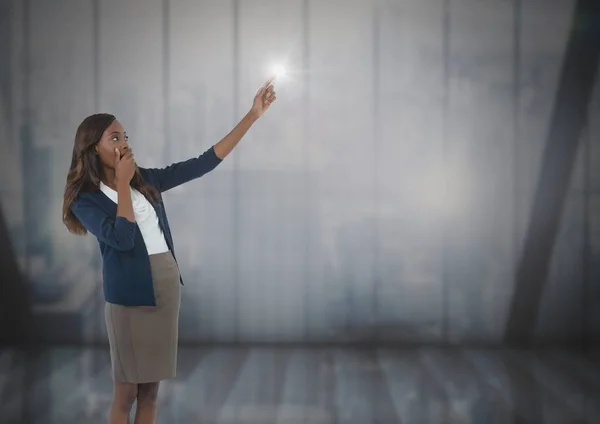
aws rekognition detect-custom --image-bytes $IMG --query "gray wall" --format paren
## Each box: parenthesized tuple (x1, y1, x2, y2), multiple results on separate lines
(1, 0, 598, 345)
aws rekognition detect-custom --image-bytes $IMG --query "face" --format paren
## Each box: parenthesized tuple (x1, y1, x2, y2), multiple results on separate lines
(95, 119, 131, 169)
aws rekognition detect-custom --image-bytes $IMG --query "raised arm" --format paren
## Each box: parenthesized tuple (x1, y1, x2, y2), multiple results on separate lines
(214, 76, 277, 158)
(140, 146, 223, 193)
(213, 110, 259, 160)
(142, 77, 278, 193)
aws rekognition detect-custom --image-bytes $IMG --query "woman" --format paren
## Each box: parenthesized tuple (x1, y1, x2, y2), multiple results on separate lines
(62, 78, 276, 423)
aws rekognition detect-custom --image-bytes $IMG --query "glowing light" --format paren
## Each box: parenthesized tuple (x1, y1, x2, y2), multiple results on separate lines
(271, 64, 287, 79)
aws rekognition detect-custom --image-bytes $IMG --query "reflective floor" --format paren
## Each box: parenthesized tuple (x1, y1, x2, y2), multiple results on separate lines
(0, 346, 599, 423)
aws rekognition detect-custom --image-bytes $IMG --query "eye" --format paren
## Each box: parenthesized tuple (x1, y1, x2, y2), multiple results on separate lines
(111, 134, 129, 142)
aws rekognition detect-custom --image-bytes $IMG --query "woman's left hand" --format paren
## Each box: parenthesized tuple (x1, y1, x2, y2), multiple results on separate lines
(250, 77, 277, 119)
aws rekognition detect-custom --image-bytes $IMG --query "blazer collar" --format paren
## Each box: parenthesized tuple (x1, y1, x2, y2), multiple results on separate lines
(81, 186, 162, 217)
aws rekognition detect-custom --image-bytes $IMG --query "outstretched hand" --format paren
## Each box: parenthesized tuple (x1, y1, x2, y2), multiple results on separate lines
(250, 77, 277, 119)
(213, 76, 278, 160)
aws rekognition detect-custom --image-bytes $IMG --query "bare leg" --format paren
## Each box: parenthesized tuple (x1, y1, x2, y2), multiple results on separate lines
(109, 382, 137, 424)
(134, 382, 160, 424)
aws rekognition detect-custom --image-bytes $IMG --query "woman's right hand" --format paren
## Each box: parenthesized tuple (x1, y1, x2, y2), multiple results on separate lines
(114, 147, 136, 185)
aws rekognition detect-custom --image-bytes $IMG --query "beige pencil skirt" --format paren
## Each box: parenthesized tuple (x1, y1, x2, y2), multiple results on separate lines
(105, 251, 181, 384)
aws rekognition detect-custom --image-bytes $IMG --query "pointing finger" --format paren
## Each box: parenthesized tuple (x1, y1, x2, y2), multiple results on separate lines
(264, 75, 276, 87)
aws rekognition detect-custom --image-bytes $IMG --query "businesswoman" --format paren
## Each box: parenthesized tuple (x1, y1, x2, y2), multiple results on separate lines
(62, 79, 276, 424)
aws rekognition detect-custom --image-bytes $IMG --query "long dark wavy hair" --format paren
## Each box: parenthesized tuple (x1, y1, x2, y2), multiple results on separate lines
(62, 113, 160, 235)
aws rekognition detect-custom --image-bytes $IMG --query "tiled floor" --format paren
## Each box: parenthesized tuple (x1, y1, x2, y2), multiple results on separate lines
(0, 346, 598, 423)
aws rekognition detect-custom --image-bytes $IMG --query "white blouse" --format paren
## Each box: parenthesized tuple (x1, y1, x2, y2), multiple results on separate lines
(100, 182, 170, 255)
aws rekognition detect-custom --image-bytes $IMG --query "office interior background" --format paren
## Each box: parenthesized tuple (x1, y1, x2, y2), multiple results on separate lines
(0, 0, 599, 422)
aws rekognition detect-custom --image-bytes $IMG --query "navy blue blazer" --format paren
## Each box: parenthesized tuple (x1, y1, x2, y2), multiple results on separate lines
(70, 146, 222, 306)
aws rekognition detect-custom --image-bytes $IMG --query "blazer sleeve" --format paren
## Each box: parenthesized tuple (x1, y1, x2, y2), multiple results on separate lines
(141, 146, 223, 193)
(71, 197, 137, 251)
